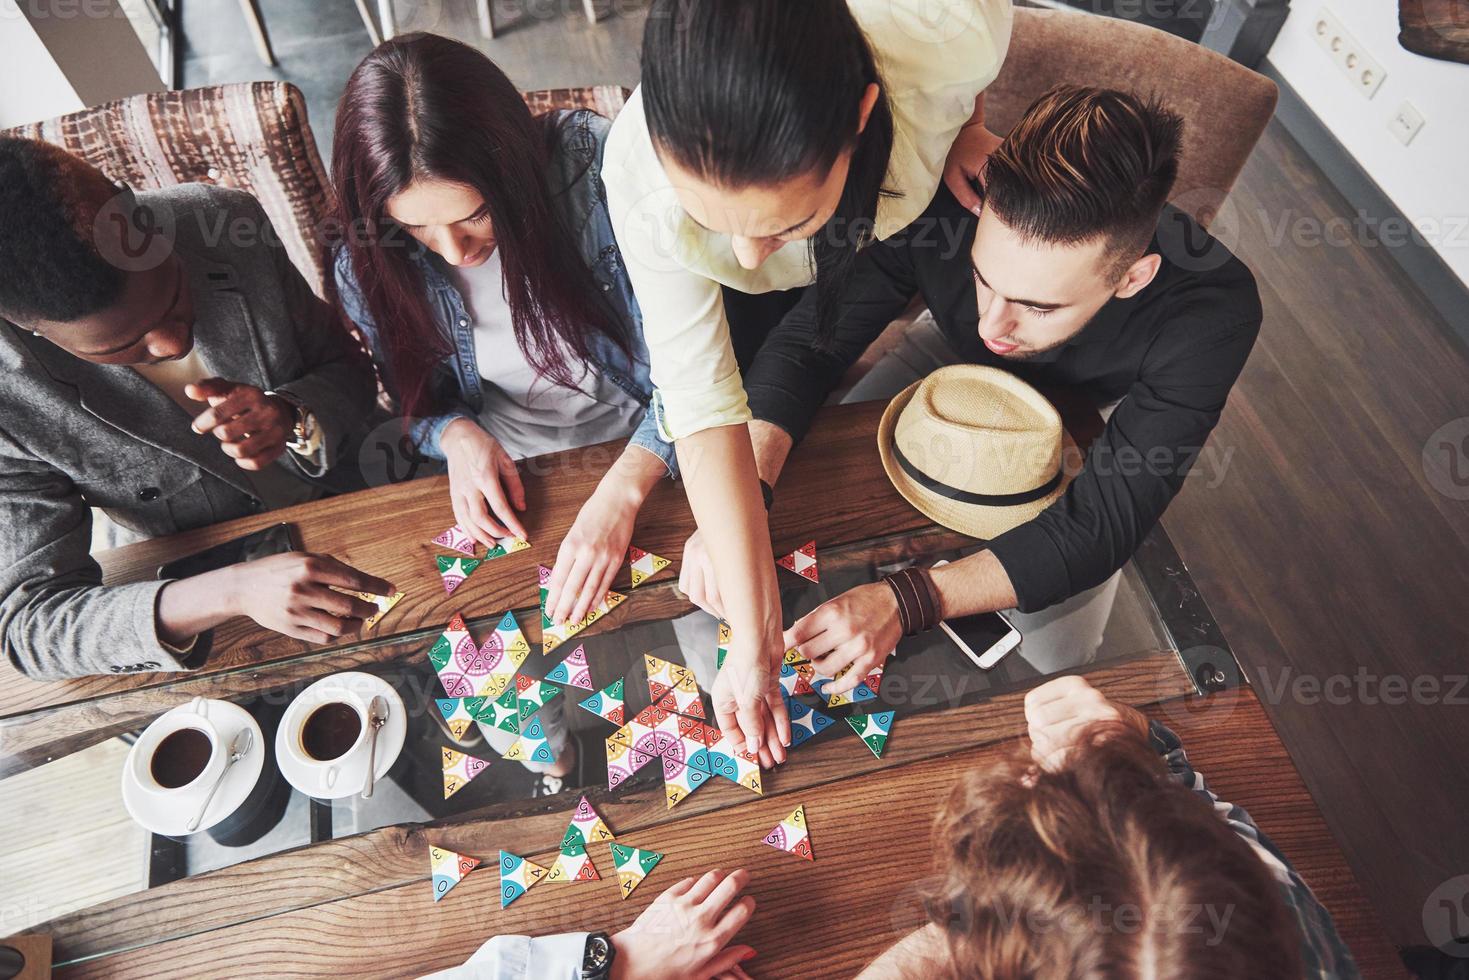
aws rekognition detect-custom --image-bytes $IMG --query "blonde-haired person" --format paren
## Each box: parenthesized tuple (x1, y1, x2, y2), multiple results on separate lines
(858, 676, 1361, 980)
(602, 0, 1013, 772)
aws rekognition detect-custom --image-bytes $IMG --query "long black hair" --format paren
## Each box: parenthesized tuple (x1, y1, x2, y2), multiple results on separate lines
(641, 0, 895, 344)
(331, 33, 628, 417)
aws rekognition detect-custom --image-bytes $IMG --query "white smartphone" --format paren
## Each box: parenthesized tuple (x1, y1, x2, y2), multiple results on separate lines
(931, 559, 1023, 669)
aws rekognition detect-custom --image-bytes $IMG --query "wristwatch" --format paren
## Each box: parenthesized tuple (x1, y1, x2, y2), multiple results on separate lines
(266, 389, 322, 457)
(581, 932, 617, 980)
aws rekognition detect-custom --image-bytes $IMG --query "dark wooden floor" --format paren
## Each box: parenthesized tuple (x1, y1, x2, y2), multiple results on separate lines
(178, 0, 1469, 953)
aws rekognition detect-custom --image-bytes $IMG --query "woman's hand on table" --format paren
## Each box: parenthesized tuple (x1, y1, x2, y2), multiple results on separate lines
(611, 868, 758, 980)
(1024, 675, 1151, 772)
(712, 626, 790, 768)
(441, 417, 529, 547)
(546, 446, 667, 625)
(677, 528, 724, 620)
(784, 583, 903, 695)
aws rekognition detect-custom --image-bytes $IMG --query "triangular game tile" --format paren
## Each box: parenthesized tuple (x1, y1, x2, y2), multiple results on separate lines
(762, 804, 814, 860)
(627, 545, 672, 588)
(579, 678, 626, 725)
(430, 525, 476, 556)
(436, 554, 482, 596)
(501, 716, 556, 765)
(545, 644, 593, 690)
(845, 710, 895, 758)
(430, 844, 481, 901)
(610, 842, 663, 900)
(776, 540, 819, 582)
(498, 850, 549, 908)
(441, 747, 491, 799)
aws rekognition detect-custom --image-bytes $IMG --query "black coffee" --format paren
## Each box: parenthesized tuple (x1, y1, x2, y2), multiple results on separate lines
(302, 702, 362, 761)
(151, 727, 213, 789)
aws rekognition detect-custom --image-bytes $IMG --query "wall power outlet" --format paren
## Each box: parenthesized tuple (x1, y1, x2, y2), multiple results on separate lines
(1313, 7, 1387, 100)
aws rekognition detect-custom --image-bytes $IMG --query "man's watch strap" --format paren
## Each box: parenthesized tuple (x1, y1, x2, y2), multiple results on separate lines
(267, 389, 322, 456)
(582, 931, 616, 980)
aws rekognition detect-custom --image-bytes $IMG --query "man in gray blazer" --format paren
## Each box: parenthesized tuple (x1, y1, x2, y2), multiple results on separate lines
(0, 138, 394, 680)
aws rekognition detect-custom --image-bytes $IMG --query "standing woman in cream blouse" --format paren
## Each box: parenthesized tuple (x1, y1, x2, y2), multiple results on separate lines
(602, 0, 1013, 762)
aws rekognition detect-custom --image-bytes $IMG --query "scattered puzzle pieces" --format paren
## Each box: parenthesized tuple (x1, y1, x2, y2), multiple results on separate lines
(514, 674, 562, 722)
(483, 537, 531, 560)
(430, 845, 480, 901)
(646, 654, 706, 720)
(482, 686, 521, 735)
(436, 555, 482, 596)
(428, 611, 530, 700)
(430, 525, 476, 556)
(441, 747, 491, 798)
(845, 710, 895, 758)
(435, 697, 487, 740)
(548, 793, 616, 879)
(539, 565, 628, 654)
(579, 678, 626, 725)
(610, 843, 662, 899)
(762, 804, 813, 861)
(545, 645, 593, 690)
(776, 540, 819, 582)
(502, 715, 556, 765)
(498, 851, 549, 908)
(785, 697, 836, 748)
(627, 546, 671, 588)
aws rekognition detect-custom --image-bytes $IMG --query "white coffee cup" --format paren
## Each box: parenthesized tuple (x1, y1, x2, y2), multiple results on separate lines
(281, 685, 370, 791)
(130, 697, 226, 801)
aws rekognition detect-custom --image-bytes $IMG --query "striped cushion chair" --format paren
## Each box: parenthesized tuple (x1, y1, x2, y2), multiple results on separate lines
(2, 81, 632, 297)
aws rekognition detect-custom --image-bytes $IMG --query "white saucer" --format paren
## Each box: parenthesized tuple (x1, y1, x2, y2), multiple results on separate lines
(275, 672, 406, 801)
(122, 700, 265, 838)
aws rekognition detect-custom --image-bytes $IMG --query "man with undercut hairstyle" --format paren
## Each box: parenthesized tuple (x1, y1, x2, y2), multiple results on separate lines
(678, 85, 1262, 688)
(0, 138, 391, 680)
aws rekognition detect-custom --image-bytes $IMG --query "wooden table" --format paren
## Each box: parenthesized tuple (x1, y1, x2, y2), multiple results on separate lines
(0, 404, 1405, 977)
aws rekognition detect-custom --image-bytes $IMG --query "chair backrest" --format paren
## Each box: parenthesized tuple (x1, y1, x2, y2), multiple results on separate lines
(987, 7, 1278, 228)
(2, 82, 633, 296)
(3, 82, 335, 294)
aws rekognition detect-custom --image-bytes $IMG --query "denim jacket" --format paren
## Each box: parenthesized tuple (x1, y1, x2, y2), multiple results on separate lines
(335, 110, 676, 477)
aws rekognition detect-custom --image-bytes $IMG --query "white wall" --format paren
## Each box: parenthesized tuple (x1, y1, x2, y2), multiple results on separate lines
(0, 7, 83, 128)
(1268, 0, 1469, 289)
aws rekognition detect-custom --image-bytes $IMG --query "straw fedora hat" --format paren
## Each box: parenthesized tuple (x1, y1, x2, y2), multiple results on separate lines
(877, 365, 1077, 540)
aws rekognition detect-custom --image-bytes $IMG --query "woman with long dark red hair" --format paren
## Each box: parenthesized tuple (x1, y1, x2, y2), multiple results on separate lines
(332, 33, 672, 627)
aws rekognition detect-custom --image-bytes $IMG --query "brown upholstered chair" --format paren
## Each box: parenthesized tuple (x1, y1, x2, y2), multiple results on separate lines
(2, 82, 631, 300)
(840, 7, 1279, 386)
(988, 6, 1278, 228)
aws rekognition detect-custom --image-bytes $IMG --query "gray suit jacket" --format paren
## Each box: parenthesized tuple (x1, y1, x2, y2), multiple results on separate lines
(0, 184, 378, 680)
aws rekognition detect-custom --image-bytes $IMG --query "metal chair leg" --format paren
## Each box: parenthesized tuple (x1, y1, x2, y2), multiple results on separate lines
(236, 0, 277, 66)
(353, 0, 384, 46)
(376, 0, 398, 40)
(477, 0, 495, 38)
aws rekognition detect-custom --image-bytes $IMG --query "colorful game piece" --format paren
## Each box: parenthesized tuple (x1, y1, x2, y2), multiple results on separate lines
(428, 611, 530, 700)
(814, 668, 881, 708)
(654, 675, 707, 720)
(441, 747, 491, 799)
(436, 555, 482, 596)
(332, 587, 405, 630)
(610, 843, 663, 899)
(430, 845, 481, 901)
(700, 731, 763, 795)
(502, 715, 556, 765)
(783, 647, 808, 666)
(435, 697, 486, 740)
(662, 751, 713, 809)
(539, 565, 628, 654)
(606, 738, 658, 790)
(762, 804, 814, 860)
(498, 851, 549, 908)
(514, 674, 562, 722)
(627, 545, 672, 588)
(845, 710, 895, 758)
(785, 698, 836, 748)
(546, 847, 600, 883)
(482, 686, 521, 735)
(547, 795, 614, 883)
(545, 644, 593, 690)
(483, 537, 531, 560)
(579, 678, 626, 725)
(644, 654, 694, 700)
(776, 540, 820, 582)
(431, 525, 477, 557)
(715, 620, 732, 669)
(778, 659, 818, 700)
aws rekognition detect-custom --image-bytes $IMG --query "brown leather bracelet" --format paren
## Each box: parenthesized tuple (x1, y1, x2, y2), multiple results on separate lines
(883, 567, 942, 636)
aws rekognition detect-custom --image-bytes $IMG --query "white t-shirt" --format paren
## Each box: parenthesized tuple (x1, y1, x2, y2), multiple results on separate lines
(601, 0, 1014, 440)
(448, 248, 641, 460)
